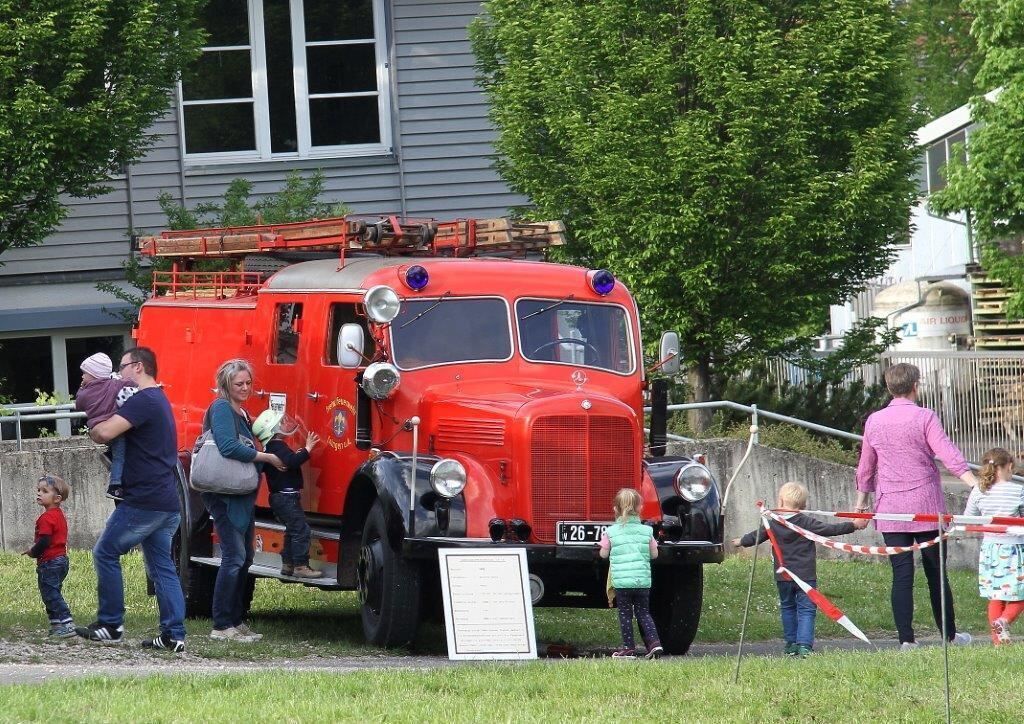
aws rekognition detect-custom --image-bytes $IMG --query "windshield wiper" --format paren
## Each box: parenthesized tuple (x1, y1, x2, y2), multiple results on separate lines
(399, 290, 453, 329)
(520, 294, 574, 321)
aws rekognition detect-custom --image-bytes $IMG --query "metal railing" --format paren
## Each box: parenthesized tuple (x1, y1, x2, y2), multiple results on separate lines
(0, 403, 86, 451)
(660, 399, 1021, 481)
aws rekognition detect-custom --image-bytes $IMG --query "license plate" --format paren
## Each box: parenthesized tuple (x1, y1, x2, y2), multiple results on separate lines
(557, 521, 611, 545)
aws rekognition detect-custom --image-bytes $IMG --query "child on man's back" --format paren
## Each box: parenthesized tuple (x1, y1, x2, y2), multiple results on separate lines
(731, 482, 867, 657)
(74, 352, 136, 500)
(23, 473, 75, 637)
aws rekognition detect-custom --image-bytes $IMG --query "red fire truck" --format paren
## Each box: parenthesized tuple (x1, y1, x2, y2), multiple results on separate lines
(134, 216, 723, 653)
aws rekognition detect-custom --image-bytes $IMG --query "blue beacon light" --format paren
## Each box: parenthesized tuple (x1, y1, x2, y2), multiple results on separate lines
(588, 269, 615, 295)
(404, 265, 429, 291)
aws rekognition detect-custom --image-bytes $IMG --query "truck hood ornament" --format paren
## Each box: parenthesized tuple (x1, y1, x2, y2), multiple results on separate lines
(571, 370, 587, 390)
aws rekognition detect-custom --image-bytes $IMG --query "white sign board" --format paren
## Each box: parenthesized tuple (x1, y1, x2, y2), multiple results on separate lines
(437, 548, 538, 660)
(268, 392, 287, 414)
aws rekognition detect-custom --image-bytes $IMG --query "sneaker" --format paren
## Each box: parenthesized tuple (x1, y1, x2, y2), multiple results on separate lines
(280, 564, 294, 577)
(141, 633, 185, 653)
(76, 622, 124, 644)
(795, 644, 812, 658)
(49, 622, 77, 638)
(784, 642, 798, 656)
(644, 644, 664, 660)
(991, 619, 1010, 646)
(234, 623, 263, 641)
(105, 486, 124, 501)
(210, 626, 258, 643)
(900, 641, 919, 651)
(291, 565, 323, 579)
(611, 647, 637, 659)
(951, 631, 972, 646)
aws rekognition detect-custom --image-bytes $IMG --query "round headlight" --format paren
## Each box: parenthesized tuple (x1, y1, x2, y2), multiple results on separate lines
(361, 362, 401, 400)
(364, 285, 401, 323)
(674, 463, 713, 502)
(430, 458, 466, 498)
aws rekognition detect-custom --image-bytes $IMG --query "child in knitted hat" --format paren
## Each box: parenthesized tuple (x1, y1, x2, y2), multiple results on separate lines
(75, 352, 137, 500)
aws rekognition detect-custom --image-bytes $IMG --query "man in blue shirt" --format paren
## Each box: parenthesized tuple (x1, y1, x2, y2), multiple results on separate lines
(77, 347, 187, 653)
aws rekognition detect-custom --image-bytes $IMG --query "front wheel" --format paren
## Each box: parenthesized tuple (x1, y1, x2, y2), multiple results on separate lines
(650, 565, 703, 655)
(356, 500, 422, 647)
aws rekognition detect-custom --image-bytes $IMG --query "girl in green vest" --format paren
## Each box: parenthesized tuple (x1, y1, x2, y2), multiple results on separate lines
(599, 488, 663, 659)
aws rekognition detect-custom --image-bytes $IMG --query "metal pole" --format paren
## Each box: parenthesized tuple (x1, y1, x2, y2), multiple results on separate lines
(937, 511, 952, 724)
(733, 525, 762, 684)
(408, 416, 421, 538)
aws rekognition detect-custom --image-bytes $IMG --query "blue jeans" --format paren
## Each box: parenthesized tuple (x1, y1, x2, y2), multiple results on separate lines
(93, 503, 185, 640)
(108, 435, 126, 486)
(777, 579, 816, 648)
(37, 556, 72, 625)
(202, 493, 255, 630)
(270, 492, 311, 566)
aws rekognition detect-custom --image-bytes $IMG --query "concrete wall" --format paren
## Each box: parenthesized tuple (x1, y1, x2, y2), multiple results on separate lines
(0, 435, 982, 569)
(671, 439, 980, 570)
(0, 437, 113, 552)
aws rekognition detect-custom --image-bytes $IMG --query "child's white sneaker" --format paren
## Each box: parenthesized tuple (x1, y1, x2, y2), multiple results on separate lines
(951, 632, 972, 646)
(899, 641, 919, 651)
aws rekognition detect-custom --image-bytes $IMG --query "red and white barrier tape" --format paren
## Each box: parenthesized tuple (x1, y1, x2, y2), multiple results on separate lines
(760, 507, 949, 556)
(782, 509, 1024, 528)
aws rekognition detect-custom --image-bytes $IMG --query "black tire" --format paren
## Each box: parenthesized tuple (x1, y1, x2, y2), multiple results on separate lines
(650, 564, 704, 655)
(357, 500, 422, 647)
(184, 562, 216, 619)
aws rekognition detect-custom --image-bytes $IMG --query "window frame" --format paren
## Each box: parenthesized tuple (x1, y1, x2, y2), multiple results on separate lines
(388, 296, 515, 371)
(177, 0, 393, 165)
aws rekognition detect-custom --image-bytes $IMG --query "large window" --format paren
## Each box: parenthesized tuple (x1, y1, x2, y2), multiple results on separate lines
(390, 298, 513, 370)
(180, 0, 391, 161)
(918, 126, 972, 196)
(517, 299, 634, 375)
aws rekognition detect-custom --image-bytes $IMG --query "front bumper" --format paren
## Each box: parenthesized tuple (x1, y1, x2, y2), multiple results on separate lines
(403, 537, 724, 565)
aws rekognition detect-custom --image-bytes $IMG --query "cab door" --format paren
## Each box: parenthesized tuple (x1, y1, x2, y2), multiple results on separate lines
(302, 298, 374, 516)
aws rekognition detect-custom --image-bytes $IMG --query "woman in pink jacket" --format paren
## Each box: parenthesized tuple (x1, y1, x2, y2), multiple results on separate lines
(855, 363, 977, 648)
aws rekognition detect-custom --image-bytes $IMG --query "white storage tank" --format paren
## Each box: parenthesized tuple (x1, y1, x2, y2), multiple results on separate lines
(871, 281, 972, 350)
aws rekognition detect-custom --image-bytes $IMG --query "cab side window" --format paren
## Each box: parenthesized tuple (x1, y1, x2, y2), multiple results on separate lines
(326, 303, 375, 365)
(274, 303, 303, 364)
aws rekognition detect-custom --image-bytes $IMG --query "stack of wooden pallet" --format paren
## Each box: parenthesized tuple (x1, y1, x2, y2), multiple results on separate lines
(969, 267, 1024, 350)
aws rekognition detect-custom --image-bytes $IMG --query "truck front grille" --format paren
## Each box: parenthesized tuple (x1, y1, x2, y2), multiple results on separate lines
(530, 415, 638, 543)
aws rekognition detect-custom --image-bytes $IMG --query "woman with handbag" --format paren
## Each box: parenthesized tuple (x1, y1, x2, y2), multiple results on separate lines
(200, 358, 284, 643)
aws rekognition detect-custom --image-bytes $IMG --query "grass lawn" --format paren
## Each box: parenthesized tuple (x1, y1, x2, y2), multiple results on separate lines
(1, 646, 1021, 722)
(0, 550, 992, 659)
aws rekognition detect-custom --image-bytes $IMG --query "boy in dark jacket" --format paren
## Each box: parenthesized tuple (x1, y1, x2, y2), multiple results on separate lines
(731, 482, 867, 657)
(252, 410, 321, 579)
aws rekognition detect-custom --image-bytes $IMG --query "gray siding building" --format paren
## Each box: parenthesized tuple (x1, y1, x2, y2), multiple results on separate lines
(0, 0, 523, 412)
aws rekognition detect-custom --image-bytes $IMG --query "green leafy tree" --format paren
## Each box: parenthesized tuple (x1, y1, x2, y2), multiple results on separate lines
(472, 0, 918, 427)
(97, 171, 349, 322)
(897, 0, 980, 118)
(0, 0, 206, 260)
(930, 1, 1024, 318)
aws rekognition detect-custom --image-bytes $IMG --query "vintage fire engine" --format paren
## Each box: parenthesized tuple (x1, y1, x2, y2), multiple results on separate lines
(134, 215, 723, 653)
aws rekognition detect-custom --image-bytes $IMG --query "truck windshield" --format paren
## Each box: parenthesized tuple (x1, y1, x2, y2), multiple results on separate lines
(516, 299, 633, 374)
(391, 297, 512, 369)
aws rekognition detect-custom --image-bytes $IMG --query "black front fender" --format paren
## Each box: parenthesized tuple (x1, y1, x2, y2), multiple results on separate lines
(355, 453, 467, 544)
(644, 456, 722, 545)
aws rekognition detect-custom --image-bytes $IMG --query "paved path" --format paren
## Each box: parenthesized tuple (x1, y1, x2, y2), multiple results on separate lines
(0, 636, 974, 685)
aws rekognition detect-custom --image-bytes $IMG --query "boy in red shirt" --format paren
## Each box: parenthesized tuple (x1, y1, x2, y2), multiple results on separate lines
(23, 474, 74, 637)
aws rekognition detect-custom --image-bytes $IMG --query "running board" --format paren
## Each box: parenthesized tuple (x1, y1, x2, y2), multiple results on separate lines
(253, 519, 341, 541)
(189, 556, 341, 588)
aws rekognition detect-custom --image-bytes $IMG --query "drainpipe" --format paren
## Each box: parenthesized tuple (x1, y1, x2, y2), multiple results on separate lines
(885, 280, 927, 334)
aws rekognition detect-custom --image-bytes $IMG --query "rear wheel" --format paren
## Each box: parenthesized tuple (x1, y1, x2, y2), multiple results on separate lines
(356, 500, 422, 647)
(650, 565, 703, 655)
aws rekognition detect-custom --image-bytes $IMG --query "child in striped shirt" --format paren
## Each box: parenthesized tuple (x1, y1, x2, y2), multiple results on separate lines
(964, 447, 1024, 646)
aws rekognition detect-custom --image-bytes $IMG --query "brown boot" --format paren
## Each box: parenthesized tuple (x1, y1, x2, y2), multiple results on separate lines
(292, 565, 323, 579)
(280, 563, 294, 577)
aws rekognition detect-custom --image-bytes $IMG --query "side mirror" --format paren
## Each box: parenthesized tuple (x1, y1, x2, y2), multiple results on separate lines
(659, 331, 680, 375)
(338, 324, 366, 368)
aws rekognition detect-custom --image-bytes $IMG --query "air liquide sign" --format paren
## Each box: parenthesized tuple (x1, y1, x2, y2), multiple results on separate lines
(899, 309, 971, 340)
